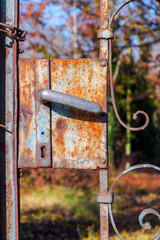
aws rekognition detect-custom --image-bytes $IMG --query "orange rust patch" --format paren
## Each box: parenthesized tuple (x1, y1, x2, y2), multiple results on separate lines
(56, 118, 68, 132)
(51, 59, 107, 169)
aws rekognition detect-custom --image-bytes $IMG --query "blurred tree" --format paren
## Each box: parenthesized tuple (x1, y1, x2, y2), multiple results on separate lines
(110, 43, 158, 169)
(20, 0, 160, 59)
(20, 0, 100, 58)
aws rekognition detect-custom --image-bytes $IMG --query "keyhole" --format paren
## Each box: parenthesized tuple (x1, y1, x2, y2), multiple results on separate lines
(41, 145, 46, 158)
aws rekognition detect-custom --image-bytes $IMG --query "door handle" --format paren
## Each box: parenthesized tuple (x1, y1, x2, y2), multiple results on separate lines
(38, 89, 102, 113)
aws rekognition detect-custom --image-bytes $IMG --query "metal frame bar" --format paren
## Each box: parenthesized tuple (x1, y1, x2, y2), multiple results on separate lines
(99, 1, 109, 240)
(0, 0, 19, 239)
(98, 0, 160, 239)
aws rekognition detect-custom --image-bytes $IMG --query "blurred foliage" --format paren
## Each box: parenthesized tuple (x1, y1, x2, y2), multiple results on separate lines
(110, 43, 159, 168)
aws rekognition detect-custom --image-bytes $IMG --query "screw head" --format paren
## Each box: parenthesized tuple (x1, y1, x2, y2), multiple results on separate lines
(100, 59, 107, 67)
(18, 172, 23, 178)
(101, 159, 106, 164)
(18, 49, 24, 54)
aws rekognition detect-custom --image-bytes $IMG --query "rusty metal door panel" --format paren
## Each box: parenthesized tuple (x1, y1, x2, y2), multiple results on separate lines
(18, 59, 51, 168)
(18, 59, 107, 169)
(51, 59, 107, 169)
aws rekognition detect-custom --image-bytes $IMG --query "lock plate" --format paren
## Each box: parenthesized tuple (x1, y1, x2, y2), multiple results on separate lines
(18, 59, 107, 169)
(18, 59, 51, 168)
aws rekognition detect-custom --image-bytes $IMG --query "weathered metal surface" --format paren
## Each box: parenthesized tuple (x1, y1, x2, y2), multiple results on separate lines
(97, 28, 114, 40)
(99, 170, 109, 240)
(18, 58, 107, 169)
(99, 1, 109, 240)
(18, 59, 51, 168)
(97, 191, 114, 204)
(50, 59, 107, 169)
(0, 0, 19, 238)
(99, 0, 109, 60)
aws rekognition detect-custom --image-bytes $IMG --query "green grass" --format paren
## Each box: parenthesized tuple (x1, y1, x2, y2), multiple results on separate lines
(21, 185, 98, 222)
(20, 183, 159, 240)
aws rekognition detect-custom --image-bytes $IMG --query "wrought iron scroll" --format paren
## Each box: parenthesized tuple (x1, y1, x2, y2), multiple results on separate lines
(109, 164, 160, 240)
(108, 0, 150, 131)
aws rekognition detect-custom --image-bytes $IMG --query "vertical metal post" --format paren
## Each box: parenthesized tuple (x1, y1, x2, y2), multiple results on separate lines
(99, 0, 109, 240)
(99, 171, 109, 240)
(99, 0, 109, 59)
(0, 0, 19, 239)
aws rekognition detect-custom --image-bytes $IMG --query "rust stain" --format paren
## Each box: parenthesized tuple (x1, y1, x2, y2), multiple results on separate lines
(52, 119, 68, 166)
(6, 182, 13, 236)
(19, 104, 32, 134)
(5, 48, 9, 58)
(19, 148, 34, 167)
(5, 111, 11, 121)
(56, 118, 67, 132)
(5, 65, 11, 73)
(5, 144, 8, 154)
(6, 16, 11, 22)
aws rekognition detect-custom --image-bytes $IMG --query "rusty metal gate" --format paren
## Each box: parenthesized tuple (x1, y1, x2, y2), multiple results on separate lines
(0, 0, 160, 239)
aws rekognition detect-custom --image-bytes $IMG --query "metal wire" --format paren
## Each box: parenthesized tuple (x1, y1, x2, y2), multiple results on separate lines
(0, 124, 8, 129)
(109, 0, 134, 27)
(110, 164, 160, 192)
(109, 204, 160, 240)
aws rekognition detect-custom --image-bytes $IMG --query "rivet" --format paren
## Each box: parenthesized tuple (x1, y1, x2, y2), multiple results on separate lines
(18, 172, 23, 178)
(5, 66, 11, 74)
(18, 49, 24, 54)
(100, 59, 107, 67)
(101, 159, 106, 164)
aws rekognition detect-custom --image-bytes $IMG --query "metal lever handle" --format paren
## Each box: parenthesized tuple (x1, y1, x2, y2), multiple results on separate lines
(38, 89, 102, 114)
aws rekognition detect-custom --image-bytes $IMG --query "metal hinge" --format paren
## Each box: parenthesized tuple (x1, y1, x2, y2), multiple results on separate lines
(0, 22, 27, 41)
